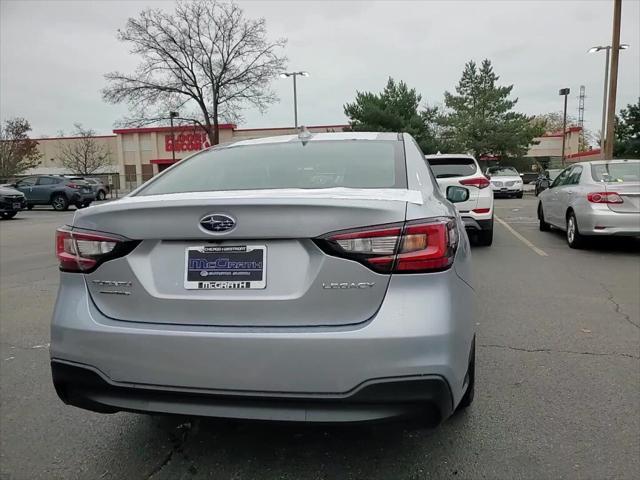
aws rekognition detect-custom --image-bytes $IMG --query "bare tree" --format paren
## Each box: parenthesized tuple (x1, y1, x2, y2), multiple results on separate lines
(57, 124, 112, 175)
(102, 0, 287, 145)
(0, 118, 42, 178)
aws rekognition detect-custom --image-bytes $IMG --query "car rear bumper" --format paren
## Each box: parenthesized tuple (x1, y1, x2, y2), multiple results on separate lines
(71, 192, 96, 203)
(577, 208, 640, 236)
(461, 216, 493, 231)
(51, 360, 454, 423)
(51, 271, 474, 422)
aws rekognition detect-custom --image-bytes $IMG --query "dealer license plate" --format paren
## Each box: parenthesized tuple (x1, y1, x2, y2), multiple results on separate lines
(184, 245, 266, 290)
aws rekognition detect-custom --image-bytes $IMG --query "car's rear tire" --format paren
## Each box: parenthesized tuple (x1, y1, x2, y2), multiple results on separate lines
(516, 191, 523, 199)
(566, 211, 586, 249)
(1, 212, 17, 219)
(26, 204, 33, 210)
(51, 194, 69, 211)
(97, 190, 106, 200)
(538, 203, 550, 231)
(457, 338, 475, 411)
(476, 226, 493, 246)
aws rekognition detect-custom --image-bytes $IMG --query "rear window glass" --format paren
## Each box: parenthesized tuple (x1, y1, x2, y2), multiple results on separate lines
(426, 157, 477, 178)
(487, 166, 519, 176)
(137, 140, 406, 195)
(591, 162, 640, 183)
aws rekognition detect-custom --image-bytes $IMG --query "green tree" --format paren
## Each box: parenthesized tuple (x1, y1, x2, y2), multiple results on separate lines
(441, 59, 543, 159)
(614, 99, 640, 158)
(0, 118, 42, 178)
(343, 77, 442, 153)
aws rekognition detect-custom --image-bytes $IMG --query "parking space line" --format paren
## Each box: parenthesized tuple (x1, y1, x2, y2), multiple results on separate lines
(495, 215, 548, 257)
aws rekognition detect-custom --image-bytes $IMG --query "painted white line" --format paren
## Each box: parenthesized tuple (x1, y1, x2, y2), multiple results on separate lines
(495, 216, 548, 257)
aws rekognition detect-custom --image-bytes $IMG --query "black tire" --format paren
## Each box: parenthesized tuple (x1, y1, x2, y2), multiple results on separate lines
(538, 203, 551, 231)
(1, 212, 17, 219)
(457, 338, 475, 411)
(51, 194, 69, 211)
(534, 187, 539, 196)
(26, 204, 33, 210)
(476, 226, 493, 246)
(516, 191, 523, 199)
(97, 190, 106, 201)
(566, 211, 586, 249)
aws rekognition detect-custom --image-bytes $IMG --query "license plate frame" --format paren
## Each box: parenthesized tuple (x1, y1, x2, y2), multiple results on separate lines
(184, 245, 267, 290)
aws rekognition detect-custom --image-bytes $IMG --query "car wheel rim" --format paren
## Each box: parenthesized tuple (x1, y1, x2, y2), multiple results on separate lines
(567, 218, 575, 243)
(53, 198, 63, 209)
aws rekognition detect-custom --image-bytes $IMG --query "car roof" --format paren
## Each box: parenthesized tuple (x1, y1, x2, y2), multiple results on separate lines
(578, 159, 640, 166)
(221, 131, 399, 148)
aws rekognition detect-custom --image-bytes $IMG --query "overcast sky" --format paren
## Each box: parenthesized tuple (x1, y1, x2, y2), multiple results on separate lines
(1, 0, 639, 138)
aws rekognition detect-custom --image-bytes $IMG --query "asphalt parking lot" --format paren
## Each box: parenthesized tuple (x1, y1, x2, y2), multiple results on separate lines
(1, 196, 639, 480)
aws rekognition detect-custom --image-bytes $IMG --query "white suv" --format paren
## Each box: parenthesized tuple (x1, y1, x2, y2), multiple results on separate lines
(425, 154, 494, 246)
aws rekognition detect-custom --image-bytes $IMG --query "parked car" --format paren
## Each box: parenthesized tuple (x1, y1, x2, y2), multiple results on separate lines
(12, 175, 95, 211)
(0, 185, 27, 219)
(81, 178, 110, 200)
(485, 166, 524, 198)
(425, 153, 494, 246)
(534, 169, 562, 196)
(51, 132, 476, 425)
(538, 159, 640, 248)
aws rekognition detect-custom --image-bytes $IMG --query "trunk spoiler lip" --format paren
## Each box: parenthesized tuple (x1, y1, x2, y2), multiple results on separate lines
(100, 188, 424, 206)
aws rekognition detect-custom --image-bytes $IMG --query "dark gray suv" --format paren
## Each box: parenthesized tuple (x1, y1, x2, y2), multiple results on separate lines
(12, 175, 95, 211)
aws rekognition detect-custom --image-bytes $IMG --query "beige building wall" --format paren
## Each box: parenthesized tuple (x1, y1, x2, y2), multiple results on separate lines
(30, 135, 118, 174)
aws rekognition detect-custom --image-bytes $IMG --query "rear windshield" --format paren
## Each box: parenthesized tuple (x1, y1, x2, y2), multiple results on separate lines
(137, 140, 406, 195)
(591, 162, 640, 183)
(487, 166, 518, 176)
(426, 157, 477, 178)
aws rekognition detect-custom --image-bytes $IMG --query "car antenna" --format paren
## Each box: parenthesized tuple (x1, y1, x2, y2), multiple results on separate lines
(298, 126, 313, 145)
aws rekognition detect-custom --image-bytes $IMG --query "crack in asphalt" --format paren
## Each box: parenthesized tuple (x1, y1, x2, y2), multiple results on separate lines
(479, 343, 639, 360)
(146, 421, 196, 480)
(598, 282, 640, 330)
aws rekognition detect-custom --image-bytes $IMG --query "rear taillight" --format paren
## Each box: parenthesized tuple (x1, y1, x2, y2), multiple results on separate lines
(55, 227, 139, 273)
(587, 192, 623, 204)
(460, 177, 490, 189)
(315, 218, 458, 274)
(67, 183, 81, 189)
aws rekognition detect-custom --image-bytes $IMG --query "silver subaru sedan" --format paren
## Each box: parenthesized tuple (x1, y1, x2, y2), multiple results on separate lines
(50, 132, 475, 424)
(538, 159, 640, 248)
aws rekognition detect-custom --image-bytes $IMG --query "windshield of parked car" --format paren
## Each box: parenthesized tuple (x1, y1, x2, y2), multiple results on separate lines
(426, 157, 477, 178)
(591, 162, 640, 183)
(487, 167, 519, 176)
(137, 140, 406, 195)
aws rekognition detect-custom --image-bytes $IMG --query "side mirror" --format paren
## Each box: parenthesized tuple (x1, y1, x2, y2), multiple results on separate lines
(446, 185, 470, 203)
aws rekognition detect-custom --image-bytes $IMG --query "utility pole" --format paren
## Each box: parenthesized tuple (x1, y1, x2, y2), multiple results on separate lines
(604, 0, 622, 159)
(559, 88, 570, 166)
(578, 85, 586, 151)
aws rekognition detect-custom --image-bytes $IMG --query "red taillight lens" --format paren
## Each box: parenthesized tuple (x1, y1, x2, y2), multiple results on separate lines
(316, 218, 457, 274)
(587, 191, 623, 204)
(472, 208, 491, 214)
(55, 227, 139, 273)
(67, 183, 81, 189)
(460, 177, 490, 189)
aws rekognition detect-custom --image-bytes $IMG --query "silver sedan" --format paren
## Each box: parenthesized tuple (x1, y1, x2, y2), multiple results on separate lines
(537, 159, 640, 248)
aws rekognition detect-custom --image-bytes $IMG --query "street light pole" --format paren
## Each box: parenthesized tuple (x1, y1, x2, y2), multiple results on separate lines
(169, 111, 179, 163)
(280, 71, 309, 130)
(588, 43, 629, 158)
(559, 88, 570, 167)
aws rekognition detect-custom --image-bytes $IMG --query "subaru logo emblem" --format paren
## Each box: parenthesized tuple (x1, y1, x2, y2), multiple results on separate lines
(199, 214, 236, 233)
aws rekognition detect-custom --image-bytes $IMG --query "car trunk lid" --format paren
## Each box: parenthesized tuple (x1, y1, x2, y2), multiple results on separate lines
(605, 182, 640, 213)
(75, 190, 415, 327)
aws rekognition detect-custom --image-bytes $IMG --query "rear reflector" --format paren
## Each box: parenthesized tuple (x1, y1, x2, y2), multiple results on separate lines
(315, 217, 458, 274)
(472, 208, 491, 214)
(587, 192, 623, 204)
(56, 227, 139, 273)
(460, 177, 490, 189)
